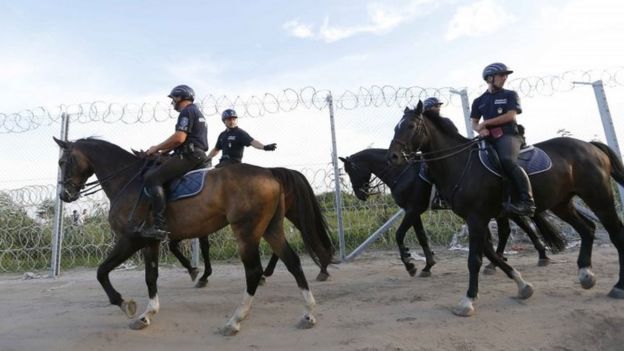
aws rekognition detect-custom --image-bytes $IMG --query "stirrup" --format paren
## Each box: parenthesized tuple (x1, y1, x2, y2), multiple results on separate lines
(140, 226, 169, 240)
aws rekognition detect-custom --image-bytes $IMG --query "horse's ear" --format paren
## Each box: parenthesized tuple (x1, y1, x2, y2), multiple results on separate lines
(338, 156, 347, 163)
(131, 148, 145, 157)
(404, 106, 411, 113)
(415, 100, 423, 114)
(53, 137, 69, 149)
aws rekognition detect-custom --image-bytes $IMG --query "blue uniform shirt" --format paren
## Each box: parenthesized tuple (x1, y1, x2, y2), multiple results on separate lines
(215, 127, 254, 163)
(470, 89, 522, 134)
(175, 103, 208, 151)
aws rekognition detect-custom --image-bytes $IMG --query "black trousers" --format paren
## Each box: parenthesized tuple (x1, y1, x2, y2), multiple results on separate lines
(144, 152, 206, 188)
(491, 134, 533, 201)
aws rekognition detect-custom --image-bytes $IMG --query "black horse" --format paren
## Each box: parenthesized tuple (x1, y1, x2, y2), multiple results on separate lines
(387, 102, 624, 316)
(54, 137, 333, 334)
(339, 148, 565, 277)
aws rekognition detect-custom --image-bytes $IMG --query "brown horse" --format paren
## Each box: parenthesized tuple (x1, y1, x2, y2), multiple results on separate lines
(387, 102, 624, 316)
(53, 137, 334, 334)
(169, 165, 334, 288)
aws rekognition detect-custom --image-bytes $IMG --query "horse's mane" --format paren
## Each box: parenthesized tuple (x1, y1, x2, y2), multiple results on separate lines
(421, 110, 470, 142)
(74, 137, 137, 161)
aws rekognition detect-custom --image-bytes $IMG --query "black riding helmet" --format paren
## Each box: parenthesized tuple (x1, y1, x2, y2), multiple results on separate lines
(168, 85, 195, 101)
(222, 109, 238, 121)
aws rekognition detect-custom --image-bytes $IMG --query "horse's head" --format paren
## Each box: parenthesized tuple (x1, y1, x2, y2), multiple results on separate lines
(53, 137, 94, 202)
(339, 156, 372, 201)
(387, 101, 426, 167)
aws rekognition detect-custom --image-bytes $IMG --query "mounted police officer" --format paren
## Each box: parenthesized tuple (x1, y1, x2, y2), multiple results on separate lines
(141, 85, 208, 240)
(423, 97, 443, 116)
(206, 108, 276, 167)
(470, 63, 535, 216)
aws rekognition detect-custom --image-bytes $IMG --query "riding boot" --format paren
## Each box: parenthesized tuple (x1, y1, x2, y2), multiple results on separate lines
(504, 167, 536, 217)
(141, 185, 170, 240)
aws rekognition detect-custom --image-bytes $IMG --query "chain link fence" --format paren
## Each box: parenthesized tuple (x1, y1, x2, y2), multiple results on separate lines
(1, 68, 623, 273)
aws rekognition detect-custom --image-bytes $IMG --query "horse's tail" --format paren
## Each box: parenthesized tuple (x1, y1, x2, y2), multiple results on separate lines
(533, 213, 566, 254)
(269, 167, 335, 268)
(590, 141, 624, 185)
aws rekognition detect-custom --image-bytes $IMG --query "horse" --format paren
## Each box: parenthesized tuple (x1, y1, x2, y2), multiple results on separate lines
(339, 148, 565, 277)
(169, 168, 334, 288)
(387, 102, 624, 316)
(53, 137, 334, 334)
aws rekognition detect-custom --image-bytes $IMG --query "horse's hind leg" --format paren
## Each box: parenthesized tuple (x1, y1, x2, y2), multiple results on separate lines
(168, 239, 199, 282)
(484, 217, 511, 274)
(551, 201, 597, 289)
(579, 193, 624, 297)
(513, 215, 551, 265)
(129, 242, 161, 330)
(96, 236, 143, 319)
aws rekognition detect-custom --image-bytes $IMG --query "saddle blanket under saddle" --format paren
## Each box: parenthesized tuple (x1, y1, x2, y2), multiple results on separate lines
(144, 168, 210, 202)
(478, 141, 552, 177)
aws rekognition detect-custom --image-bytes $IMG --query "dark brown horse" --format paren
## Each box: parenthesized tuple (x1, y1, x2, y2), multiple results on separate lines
(339, 148, 565, 277)
(387, 102, 624, 316)
(54, 137, 334, 334)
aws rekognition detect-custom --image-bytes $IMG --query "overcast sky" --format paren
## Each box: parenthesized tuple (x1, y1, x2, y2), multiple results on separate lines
(1, 0, 624, 188)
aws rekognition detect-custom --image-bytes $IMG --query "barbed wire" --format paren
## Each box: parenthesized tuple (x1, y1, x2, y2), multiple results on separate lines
(1, 67, 623, 134)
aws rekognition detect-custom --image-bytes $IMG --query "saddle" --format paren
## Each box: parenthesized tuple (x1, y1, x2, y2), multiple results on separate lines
(142, 156, 213, 203)
(478, 140, 552, 177)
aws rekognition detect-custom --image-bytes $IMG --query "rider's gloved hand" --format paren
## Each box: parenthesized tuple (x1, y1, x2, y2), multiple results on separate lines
(263, 143, 277, 151)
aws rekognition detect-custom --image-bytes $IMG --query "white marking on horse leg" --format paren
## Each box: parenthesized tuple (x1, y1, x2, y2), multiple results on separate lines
(297, 289, 317, 328)
(578, 267, 596, 289)
(224, 292, 254, 334)
(129, 295, 160, 330)
(512, 270, 534, 299)
(452, 296, 476, 317)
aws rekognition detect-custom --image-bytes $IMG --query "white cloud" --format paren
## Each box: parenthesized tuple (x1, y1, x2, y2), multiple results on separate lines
(445, 0, 515, 41)
(283, 20, 315, 39)
(284, 1, 435, 43)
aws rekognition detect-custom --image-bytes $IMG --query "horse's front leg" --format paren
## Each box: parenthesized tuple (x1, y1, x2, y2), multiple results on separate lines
(129, 242, 161, 330)
(411, 212, 436, 277)
(96, 236, 143, 320)
(396, 214, 418, 276)
(195, 236, 213, 288)
(168, 239, 199, 282)
(452, 217, 487, 317)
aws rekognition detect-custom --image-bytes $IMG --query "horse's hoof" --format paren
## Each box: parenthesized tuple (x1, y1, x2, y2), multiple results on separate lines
(418, 270, 432, 278)
(220, 324, 240, 336)
(608, 287, 624, 299)
(121, 299, 137, 319)
(452, 304, 475, 317)
(315, 272, 330, 282)
(452, 297, 475, 317)
(189, 268, 199, 282)
(296, 315, 316, 329)
(129, 317, 150, 330)
(195, 279, 208, 288)
(518, 283, 534, 300)
(579, 269, 596, 289)
(258, 276, 267, 286)
(483, 266, 497, 275)
(537, 258, 551, 267)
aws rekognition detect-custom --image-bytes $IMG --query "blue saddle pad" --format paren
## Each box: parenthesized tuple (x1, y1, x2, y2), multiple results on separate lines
(478, 141, 552, 177)
(143, 168, 210, 203)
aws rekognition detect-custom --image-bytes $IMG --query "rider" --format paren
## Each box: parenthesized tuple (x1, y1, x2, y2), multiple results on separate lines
(423, 97, 449, 210)
(470, 63, 536, 217)
(206, 108, 277, 167)
(141, 85, 209, 240)
(423, 97, 443, 115)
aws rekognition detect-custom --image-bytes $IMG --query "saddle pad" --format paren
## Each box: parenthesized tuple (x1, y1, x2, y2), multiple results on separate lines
(144, 168, 210, 203)
(478, 142, 552, 177)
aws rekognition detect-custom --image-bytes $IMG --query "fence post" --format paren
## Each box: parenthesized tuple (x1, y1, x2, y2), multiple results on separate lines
(574, 80, 624, 213)
(450, 88, 474, 138)
(326, 93, 346, 262)
(191, 238, 199, 268)
(50, 112, 70, 278)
